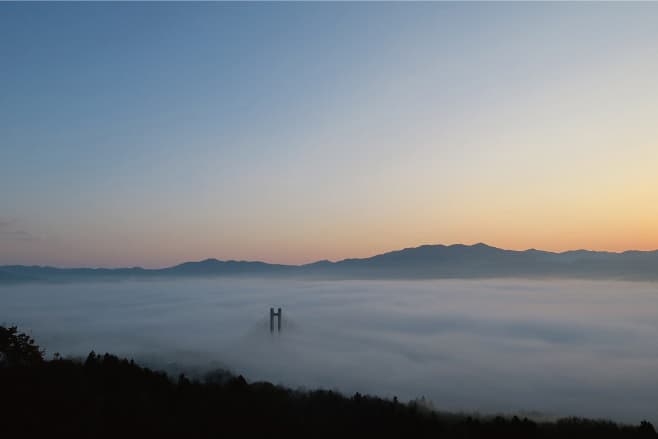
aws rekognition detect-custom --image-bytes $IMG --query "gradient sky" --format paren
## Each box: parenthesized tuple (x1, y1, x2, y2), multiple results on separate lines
(2, 2, 658, 268)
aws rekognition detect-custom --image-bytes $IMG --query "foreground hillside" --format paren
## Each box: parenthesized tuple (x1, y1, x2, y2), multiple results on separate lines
(1, 326, 656, 438)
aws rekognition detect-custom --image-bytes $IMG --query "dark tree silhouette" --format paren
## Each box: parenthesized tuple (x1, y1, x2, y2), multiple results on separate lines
(0, 325, 44, 367)
(0, 325, 656, 439)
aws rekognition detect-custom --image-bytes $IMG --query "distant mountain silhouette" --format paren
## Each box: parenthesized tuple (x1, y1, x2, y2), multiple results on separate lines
(167, 258, 293, 275)
(0, 269, 36, 284)
(2, 243, 658, 283)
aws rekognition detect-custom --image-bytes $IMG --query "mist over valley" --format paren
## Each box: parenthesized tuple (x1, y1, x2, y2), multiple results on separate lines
(2, 277, 657, 424)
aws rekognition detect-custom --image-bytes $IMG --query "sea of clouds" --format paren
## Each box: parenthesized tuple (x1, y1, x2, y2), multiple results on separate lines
(1, 278, 657, 424)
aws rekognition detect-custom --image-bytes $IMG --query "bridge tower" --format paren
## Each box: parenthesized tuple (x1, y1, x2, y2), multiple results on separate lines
(270, 307, 282, 333)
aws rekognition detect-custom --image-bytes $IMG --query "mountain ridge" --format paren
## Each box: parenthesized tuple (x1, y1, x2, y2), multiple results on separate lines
(2, 243, 658, 283)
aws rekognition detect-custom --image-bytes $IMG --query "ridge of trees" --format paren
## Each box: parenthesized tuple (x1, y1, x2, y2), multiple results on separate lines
(1, 325, 656, 438)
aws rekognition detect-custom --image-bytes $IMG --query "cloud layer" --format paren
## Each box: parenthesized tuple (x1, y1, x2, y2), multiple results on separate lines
(1, 278, 657, 423)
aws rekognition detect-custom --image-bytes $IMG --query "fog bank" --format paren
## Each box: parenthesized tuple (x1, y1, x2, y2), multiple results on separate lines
(1, 278, 657, 423)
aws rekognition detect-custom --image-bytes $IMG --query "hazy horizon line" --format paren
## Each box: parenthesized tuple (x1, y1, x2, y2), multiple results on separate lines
(3, 242, 658, 271)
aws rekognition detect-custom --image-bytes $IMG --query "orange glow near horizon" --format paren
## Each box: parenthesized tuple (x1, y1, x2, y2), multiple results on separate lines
(2, 3, 658, 268)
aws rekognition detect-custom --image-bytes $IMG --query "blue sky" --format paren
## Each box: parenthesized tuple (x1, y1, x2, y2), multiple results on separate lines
(2, 2, 658, 267)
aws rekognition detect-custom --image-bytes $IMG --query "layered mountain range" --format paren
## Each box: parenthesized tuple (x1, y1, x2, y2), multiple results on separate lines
(2, 243, 658, 283)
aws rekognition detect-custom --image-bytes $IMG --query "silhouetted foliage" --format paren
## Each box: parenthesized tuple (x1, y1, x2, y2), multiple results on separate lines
(0, 325, 656, 438)
(0, 325, 44, 367)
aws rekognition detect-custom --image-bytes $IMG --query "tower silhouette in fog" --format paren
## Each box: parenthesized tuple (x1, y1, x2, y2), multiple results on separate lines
(270, 307, 282, 333)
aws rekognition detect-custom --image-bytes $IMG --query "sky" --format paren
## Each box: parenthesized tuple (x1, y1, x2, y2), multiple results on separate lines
(2, 2, 658, 268)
